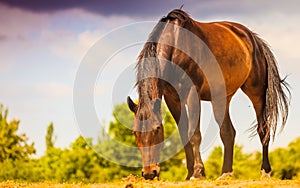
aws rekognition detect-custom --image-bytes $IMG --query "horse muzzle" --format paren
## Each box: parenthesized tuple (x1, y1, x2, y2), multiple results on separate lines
(142, 164, 160, 180)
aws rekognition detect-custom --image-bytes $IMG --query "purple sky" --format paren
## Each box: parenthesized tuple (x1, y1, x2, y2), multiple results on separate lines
(0, 0, 181, 16)
(1, 0, 298, 18)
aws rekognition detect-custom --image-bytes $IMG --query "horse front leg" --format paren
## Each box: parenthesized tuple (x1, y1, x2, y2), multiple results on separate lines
(164, 94, 194, 180)
(187, 89, 205, 179)
(188, 116, 205, 179)
(177, 105, 195, 180)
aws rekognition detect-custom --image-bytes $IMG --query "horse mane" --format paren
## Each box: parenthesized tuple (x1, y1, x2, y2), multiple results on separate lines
(136, 17, 166, 87)
(136, 9, 190, 62)
(136, 9, 191, 84)
(135, 9, 192, 105)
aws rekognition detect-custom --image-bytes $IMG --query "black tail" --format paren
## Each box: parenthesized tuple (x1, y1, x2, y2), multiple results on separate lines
(255, 35, 291, 143)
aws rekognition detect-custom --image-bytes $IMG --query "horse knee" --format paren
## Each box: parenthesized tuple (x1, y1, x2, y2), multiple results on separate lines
(220, 125, 236, 143)
(257, 126, 270, 146)
(190, 132, 201, 146)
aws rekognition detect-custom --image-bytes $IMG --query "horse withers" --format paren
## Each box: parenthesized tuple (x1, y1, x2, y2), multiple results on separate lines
(127, 9, 290, 180)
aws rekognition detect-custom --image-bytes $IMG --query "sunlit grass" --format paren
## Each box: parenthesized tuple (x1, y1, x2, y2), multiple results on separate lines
(1, 177, 300, 188)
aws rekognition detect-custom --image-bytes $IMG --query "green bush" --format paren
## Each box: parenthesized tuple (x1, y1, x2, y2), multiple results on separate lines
(0, 102, 300, 182)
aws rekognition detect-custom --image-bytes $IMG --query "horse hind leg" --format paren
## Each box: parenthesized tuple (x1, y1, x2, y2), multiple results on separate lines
(212, 95, 235, 180)
(241, 85, 272, 178)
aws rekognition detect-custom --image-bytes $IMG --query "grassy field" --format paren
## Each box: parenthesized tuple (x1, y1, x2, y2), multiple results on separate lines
(1, 176, 300, 188)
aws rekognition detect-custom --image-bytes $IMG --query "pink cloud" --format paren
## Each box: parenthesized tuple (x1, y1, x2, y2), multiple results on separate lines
(0, 4, 50, 40)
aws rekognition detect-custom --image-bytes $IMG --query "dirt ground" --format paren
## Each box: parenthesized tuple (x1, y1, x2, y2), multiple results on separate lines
(1, 175, 300, 188)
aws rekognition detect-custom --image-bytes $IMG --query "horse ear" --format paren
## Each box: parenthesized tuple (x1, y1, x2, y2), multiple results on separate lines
(153, 99, 161, 113)
(127, 96, 137, 113)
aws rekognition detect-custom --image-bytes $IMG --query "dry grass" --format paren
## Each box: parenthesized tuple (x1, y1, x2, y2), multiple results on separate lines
(1, 175, 300, 188)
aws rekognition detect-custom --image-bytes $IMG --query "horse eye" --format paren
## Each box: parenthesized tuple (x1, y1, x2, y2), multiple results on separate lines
(155, 127, 160, 134)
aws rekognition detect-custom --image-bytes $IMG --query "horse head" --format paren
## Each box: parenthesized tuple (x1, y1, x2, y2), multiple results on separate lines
(127, 96, 164, 180)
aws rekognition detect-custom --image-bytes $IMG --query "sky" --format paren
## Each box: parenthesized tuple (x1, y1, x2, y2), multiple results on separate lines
(0, 0, 300, 161)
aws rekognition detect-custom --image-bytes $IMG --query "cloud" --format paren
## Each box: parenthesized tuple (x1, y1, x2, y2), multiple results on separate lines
(47, 30, 95, 63)
(0, 4, 50, 41)
(46, 14, 135, 63)
(0, 4, 51, 69)
(189, 0, 299, 18)
(243, 13, 300, 76)
(36, 82, 72, 97)
(1, 1, 299, 73)
(0, 3, 139, 68)
(0, 34, 7, 41)
(0, 4, 113, 70)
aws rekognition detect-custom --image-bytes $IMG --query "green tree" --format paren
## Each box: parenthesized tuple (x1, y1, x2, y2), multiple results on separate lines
(233, 145, 261, 179)
(97, 102, 186, 181)
(204, 146, 223, 179)
(287, 137, 300, 179)
(40, 123, 109, 182)
(55, 136, 105, 183)
(0, 104, 38, 182)
(0, 104, 35, 162)
(39, 135, 108, 183)
(45, 122, 55, 151)
(108, 103, 135, 146)
(96, 103, 141, 179)
(204, 145, 261, 180)
(270, 137, 300, 180)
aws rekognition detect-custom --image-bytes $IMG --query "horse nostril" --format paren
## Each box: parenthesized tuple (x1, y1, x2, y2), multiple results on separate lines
(143, 173, 155, 180)
(142, 169, 158, 180)
(153, 170, 157, 176)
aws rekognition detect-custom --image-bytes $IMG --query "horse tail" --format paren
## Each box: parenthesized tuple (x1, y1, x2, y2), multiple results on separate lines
(254, 35, 290, 144)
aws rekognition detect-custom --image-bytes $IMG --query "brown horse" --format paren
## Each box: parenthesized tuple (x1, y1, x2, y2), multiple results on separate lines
(127, 9, 290, 180)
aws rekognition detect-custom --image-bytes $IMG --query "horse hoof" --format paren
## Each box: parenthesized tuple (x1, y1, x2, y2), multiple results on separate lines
(190, 176, 205, 181)
(190, 176, 196, 180)
(261, 169, 272, 179)
(216, 172, 233, 180)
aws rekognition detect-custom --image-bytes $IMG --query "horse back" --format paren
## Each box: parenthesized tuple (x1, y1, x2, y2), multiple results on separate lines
(183, 20, 255, 99)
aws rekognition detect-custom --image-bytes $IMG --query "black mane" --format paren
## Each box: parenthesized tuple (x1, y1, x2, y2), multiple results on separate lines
(136, 9, 191, 81)
(135, 9, 191, 101)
